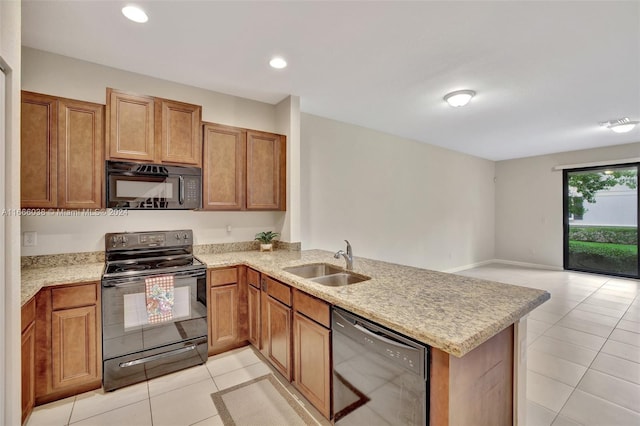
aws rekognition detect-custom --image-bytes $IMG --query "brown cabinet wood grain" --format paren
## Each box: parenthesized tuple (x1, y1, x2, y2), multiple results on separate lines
(209, 284, 239, 352)
(207, 267, 248, 355)
(260, 275, 293, 380)
(293, 312, 331, 419)
(21, 298, 36, 424)
(202, 123, 286, 211)
(21, 92, 58, 208)
(51, 305, 99, 391)
(21, 91, 104, 209)
(107, 89, 202, 165)
(35, 281, 101, 405)
(246, 130, 286, 210)
(202, 123, 246, 210)
(106, 89, 155, 162)
(247, 284, 261, 348)
(58, 99, 104, 209)
(158, 99, 202, 166)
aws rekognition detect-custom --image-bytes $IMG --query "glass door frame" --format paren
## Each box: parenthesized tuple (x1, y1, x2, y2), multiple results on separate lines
(563, 162, 640, 279)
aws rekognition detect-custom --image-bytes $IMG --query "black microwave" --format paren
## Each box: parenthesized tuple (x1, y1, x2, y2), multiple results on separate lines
(106, 161, 202, 209)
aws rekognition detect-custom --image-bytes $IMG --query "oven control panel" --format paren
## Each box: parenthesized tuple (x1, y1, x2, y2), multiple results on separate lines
(105, 230, 193, 250)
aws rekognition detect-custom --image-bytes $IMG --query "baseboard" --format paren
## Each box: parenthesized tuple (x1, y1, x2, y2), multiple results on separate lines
(444, 259, 563, 273)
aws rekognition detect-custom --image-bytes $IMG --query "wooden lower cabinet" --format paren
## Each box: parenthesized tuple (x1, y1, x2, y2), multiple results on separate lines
(209, 284, 239, 351)
(247, 283, 261, 348)
(35, 281, 101, 405)
(293, 312, 331, 419)
(262, 295, 292, 380)
(21, 298, 36, 424)
(207, 267, 248, 355)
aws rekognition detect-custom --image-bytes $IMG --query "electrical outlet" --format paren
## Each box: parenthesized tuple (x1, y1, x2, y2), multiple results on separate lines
(23, 231, 37, 247)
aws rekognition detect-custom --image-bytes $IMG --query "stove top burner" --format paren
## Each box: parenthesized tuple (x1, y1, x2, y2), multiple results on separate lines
(114, 264, 151, 273)
(156, 259, 193, 268)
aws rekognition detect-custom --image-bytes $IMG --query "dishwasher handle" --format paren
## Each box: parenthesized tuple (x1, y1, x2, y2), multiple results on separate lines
(353, 322, 417, 350)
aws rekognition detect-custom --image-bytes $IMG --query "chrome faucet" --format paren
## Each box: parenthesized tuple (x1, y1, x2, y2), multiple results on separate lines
(334, 240, 353, 270)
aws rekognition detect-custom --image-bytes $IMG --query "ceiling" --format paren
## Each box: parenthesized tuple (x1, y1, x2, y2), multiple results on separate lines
(21, 1, 640, 161)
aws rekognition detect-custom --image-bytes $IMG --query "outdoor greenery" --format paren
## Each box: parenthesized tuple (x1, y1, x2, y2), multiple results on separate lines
(568, 170, 637, 216)
(568, 240, 637, 275)
(569, 226, 637, 245)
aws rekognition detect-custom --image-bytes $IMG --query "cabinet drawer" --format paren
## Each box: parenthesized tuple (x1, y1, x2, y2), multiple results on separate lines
(293, 290, 330, 328)
(51, 283, 97, 310)
(209, 267, 238, 287)
(265, 276, 291, 306)
(21, 298, 36, 333)
(247, 268, 260, 289)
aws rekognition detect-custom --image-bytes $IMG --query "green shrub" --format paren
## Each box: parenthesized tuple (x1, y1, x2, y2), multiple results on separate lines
(569, 226, 637, 245)
(568, 241, 637, 275)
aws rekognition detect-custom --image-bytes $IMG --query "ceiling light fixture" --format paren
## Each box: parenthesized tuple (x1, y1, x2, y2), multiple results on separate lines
(122, 5, 148, 23)
(444, 90, 476, 107)
(269, 57, 287, 69)
(600, 117, 639, 133)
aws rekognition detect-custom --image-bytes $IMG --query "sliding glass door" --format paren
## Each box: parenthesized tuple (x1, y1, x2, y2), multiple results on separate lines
(563, 164, 639, 278)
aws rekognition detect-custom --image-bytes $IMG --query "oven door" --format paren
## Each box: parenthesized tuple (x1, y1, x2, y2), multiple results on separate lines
(102, 270, 207, 391)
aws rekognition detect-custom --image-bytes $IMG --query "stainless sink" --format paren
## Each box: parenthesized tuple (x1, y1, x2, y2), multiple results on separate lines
(310, 273, 369, 287)
(283, 263, 370, 287)
(283, 263, 345, 279)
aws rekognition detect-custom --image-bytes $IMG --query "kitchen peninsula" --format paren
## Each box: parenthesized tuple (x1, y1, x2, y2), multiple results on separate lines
(21, 248, 549, 425)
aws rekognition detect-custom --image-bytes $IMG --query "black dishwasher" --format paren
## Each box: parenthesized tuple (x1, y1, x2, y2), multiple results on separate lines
(332, 308, 429, 425)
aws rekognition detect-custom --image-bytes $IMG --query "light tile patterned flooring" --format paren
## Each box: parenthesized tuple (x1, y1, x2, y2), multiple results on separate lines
(27, 264, 640, 425)
(459, 264, 640, 426)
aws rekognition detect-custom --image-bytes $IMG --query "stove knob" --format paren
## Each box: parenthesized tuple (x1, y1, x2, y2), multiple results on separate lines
(175, 233, 181, 240)
(182, 233, 188, 240)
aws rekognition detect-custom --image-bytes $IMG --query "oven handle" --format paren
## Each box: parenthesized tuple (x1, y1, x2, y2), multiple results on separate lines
(103, 269, 206, 287)
(118, 342, 200, 368)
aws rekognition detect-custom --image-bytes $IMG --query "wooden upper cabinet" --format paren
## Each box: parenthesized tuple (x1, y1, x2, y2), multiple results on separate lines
(202, 124, 286, 211)
(202, 123, 246, 210)
(21, 92, 58, 208)
(159, 99, 202, 166)
(246, 130, 286, 210)
(106, 89, 155, 162)
(58, 99, 104, 209)
(21, 91, 104, 209)
(106, 88, 202, 165)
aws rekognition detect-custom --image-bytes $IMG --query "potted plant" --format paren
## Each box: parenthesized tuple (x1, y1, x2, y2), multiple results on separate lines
(255, 231, 279, 252)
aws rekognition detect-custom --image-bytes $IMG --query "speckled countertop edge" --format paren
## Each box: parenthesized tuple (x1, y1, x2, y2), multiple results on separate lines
(21, 249, 549, 357)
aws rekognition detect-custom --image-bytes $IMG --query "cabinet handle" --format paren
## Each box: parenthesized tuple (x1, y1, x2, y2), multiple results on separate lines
(261, 278, 266, 292)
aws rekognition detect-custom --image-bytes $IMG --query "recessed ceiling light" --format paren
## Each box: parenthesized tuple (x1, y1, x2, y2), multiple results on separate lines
(269, 57, 287, 69)
(444, 90, 476, 107)
(599, 117, 639, 133)
(122, 5, 148, 23)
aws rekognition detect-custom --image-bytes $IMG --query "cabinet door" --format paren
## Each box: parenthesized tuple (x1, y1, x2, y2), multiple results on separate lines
(106, 89, 155, 162)
(159, 99, 202, 166)
(21, 322, 36, 424)
(58, 99, 104, 209)
(202, 123, 246, 210)
(209, 283, 239, 354)
(293, 313, 331, 419)
(21, 92, 58, 208)
(263, 296, 292, 380)
(246, 130, 286, 211)
(248, 284, 261, 348)
(51, 305, 99, 390)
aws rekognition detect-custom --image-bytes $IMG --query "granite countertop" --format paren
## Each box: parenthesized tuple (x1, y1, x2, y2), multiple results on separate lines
(21, 249, 549, 357)
(197, 249, 549, 357)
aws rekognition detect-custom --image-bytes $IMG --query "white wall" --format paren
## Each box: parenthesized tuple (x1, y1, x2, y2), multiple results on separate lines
(300, 113, 496, 272)
(21, 47, 289, 255)
(495, 141, 640, 268)
(1, 0, 22, 423)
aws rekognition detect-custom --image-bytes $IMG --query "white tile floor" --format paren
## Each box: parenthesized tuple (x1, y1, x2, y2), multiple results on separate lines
(459, 264, 640, 426)
(27, 264, 640, 426)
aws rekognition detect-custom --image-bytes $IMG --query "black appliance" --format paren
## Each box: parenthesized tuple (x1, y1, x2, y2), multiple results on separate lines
(106, 160, 202, 209)
(101, 229, 207, 391)
(332, 307, 429, 425)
